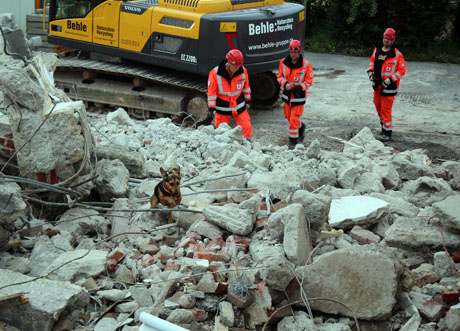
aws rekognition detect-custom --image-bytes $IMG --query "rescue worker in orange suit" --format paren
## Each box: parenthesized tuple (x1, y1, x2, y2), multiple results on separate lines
(277, 39, 314, 149)
(207, 49, 252, 140)
(367, 28, 406, 142)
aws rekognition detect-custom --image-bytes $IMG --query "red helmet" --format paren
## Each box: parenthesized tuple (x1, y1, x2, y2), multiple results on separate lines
(289, 39, 301, 51)
(383, 28, 396, 41)
(226, 49, 244, 66)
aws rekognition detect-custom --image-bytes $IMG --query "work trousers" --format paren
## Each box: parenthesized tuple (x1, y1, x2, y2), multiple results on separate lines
(373, 89, 395, 130)
(283, 103, 304, 138)
(214, 110, 252, 139)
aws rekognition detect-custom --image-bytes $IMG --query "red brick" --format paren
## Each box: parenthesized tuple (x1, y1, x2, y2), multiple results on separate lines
(163, 234, 178, 246)
(107, 250, 126, 273)
(215, 282, 228, 295)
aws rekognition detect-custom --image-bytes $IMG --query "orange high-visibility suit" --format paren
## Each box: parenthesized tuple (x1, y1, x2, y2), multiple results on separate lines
(368, 47, 406, 133)
(277, 55, 313, 141)
(207, 60, 252, 139)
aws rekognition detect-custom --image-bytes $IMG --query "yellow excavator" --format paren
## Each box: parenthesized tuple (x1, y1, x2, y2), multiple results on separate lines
(47, 0, 305, 123)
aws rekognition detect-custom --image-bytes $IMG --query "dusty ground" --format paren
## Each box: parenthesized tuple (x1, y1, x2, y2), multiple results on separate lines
(252, 51, 460, 161)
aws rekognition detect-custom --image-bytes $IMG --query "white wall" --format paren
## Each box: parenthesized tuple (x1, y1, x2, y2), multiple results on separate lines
(0, 1, 35, 31)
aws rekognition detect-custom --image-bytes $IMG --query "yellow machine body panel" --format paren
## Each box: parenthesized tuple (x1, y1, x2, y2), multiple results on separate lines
(50, 16, 92, 43)
(158, 0, 284, 13)
(119, 8, 153, 52)
(152, 7, 203, 40)
(93, 0, 121, 47)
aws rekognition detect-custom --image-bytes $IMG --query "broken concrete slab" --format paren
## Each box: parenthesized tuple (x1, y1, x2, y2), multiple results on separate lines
(96, 144, 145, 178)
(385, 217, 460, 249)
(94, 318, 119, 331)
(433, 195, 460, 232)
(187, 220, 223, 239)
(29, 237, 65, 276)
(0, 182, 26, 224)
(95, 159, 130, 201)
(245, 283, 272, 329)
(56, 207, 109, 237)
(97, 289, 129, 302)
(0, 269, 89, 331)
(107, 108, 134, 126)
(0, 253, 30, 274)
(373, 162, 401, 189)
(291, 190, 331, 230)
(203, 204, 254, 236)
(218, 301, 234, 327)
(369, 193, 419, 217)
(440, 303, 460, 331)
(306, 138, 321, 159)
(401, 177, 453, 207)
(337, 164, 362, 189)
(45, 249, 108, 282)
(328, 195, 389, 229)
(343, 127, 387, 155)
(433, 251, 456, 278)
(296, 245, 398, 320)
(392, 149, 433, 181)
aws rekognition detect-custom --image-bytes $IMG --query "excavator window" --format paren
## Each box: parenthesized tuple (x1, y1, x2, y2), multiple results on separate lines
(55, 0, 93, 19)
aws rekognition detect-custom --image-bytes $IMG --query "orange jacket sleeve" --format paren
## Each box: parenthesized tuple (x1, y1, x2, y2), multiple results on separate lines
(368, 48, 376, 72)
(207, 68, 217, 109)
(277, 59, 287, 88)
(392, 51, 406, 83)
(243, 67, 251, 102)
(304, 62, 314, 88)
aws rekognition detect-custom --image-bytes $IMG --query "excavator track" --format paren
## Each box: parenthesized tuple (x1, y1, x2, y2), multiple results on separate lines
(54, 56, 210, 124)
(54, 56, 279, 124)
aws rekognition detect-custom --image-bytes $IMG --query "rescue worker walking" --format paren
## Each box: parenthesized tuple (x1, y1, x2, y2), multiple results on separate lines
(277, 39, 314, 149)
(207, 49, 252, 140)
(367, 28, 406, 142)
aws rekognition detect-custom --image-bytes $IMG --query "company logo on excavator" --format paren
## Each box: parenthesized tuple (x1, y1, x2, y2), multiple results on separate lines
(67, 20, 87, 32)
(248, 18, 294, 36)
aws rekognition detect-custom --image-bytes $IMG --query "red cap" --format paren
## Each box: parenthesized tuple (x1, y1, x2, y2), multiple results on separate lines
(226, 49, 244, 66)
(289, 39, 301, 51)
(383, 28, 396, 41)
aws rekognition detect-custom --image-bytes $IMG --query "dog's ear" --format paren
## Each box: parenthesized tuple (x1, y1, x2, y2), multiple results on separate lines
(160, 167, 167, 177)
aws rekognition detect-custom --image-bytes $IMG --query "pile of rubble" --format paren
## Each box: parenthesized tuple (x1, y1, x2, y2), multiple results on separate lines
(2, 16, 460, 331)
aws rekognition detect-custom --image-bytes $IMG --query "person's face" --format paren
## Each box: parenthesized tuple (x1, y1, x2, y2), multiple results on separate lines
(227, 62, 241, 74)
(289, 48, 301, 61)
(383, 37, 394, 48)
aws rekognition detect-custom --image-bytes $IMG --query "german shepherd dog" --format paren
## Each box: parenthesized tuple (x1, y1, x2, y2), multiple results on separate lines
(150, 167, 182, 223)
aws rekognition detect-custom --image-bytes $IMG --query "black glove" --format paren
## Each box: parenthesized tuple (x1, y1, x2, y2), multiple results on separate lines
(367, 70, 374, 82)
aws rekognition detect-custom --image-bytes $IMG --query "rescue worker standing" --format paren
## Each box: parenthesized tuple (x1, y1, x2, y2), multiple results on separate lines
(207, 49, 252, 140)
(277, 39, 314, 149)
(367, 28, 406, 142)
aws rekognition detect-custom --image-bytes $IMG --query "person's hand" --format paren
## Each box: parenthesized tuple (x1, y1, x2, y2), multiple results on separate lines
(367, 71, 374, 81)
(382, 78, 391, 87)
(285, 83, 293, 90)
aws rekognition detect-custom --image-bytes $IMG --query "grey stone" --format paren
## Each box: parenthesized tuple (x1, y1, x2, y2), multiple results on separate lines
(291, 190, 331, 229)
(392, 149, 433, 180)
(178, 294, 196, 309)
(277, 311, 316, 331)
(249, 241, 295, 291)
(95, 159, 129, 200)
(433, 251, 456, 277)
(203, 204, 254, 235)
(0, 253, 30, 274)
(96, 144, 145, 178)
(218, 301, 234, 327)
(401, 177, 453, 207)
(343, 127, 387, 155)
(369, 193, 419, 217)
(385, 217, 460, 249)
(107, 108, 134, 126)
(306, 139, 321, 159)
(318, 323, 352, 331)
(166, 309, 195, 324)
(440, 303, 460, 331)
(45, 249, 108, 281)
(328, 196, 389, 229)
(354, 172, 385, 194)
(373, 162, 401, 189)
(350, 226, 381, 244)
(227, 150, 259, 171)
(248, 168, 303, 200)
(97, 289, 129, 302)
(297, 245, 398, 320)
(245, 282, 272, 329)
(281, 204, 312, 265)
(0, 182, 26, 224)
(197, 272, 218, 293)
(409, 292, 444, 322)
(29, 238, 64, 276)
(129, 286, 155, 307)
(0, 269, 88, 331)
(203, 166, 248, 191)
(433, 195, 460, 231)
(338, 165, 362, 189)
(94, 318, 118, 331)
(109, 198, 141, 241)
(442, 161, 460, 189)
(115, 301, 139, 313)
(188, 220, 223, 239)
(114, 264, 135, 284)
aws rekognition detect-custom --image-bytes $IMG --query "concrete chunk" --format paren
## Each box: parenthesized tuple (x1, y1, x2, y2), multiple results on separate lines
(0, 269, 89, 331)
(204, 204, 254, 235)
(433, 195, 460, 231)
(328, 196, 389, 229)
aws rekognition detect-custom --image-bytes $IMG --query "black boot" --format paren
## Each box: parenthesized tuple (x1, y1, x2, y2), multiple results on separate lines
(380, 121, 384, 135)
(288, 137, 298, 150)
(298, 122, 306, 142)
(379, 129, 393, 142)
